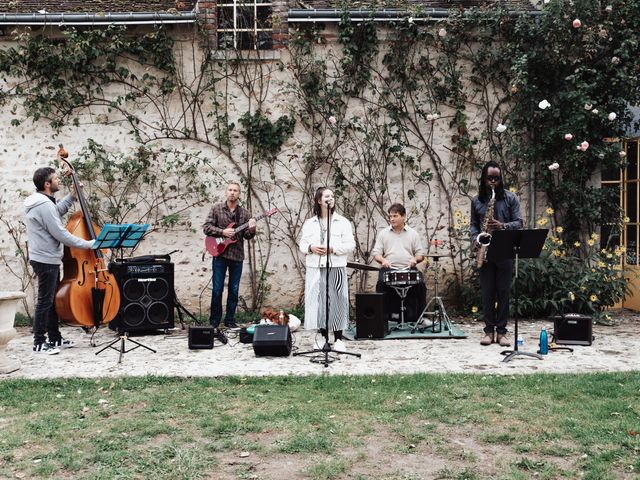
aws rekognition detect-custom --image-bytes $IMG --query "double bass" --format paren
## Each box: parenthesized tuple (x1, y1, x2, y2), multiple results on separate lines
(54, 146, 121, 327)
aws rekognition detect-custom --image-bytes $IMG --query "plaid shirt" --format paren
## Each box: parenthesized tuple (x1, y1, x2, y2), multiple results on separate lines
(203, 202, 255, 261)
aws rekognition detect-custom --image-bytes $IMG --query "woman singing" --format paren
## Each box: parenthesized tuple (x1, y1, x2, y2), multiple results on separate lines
(299, 187, 355, 352)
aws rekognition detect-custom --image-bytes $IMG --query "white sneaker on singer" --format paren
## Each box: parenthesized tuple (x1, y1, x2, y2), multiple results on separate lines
(333, 339, 347, 352)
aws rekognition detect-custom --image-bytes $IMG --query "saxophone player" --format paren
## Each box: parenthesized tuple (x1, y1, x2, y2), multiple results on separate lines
(470, 161, 523, 346)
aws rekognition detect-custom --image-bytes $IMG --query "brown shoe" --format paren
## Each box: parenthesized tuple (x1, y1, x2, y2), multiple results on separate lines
(480, 333, 494, 346)
(496, 334, 511, 347)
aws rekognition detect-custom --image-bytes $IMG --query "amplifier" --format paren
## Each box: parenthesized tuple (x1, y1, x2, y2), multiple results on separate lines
(109, 259, 175, 332)
(550, 314, 593, 346)
(253, 324, 292, 356)
(188, 326, 215, 349)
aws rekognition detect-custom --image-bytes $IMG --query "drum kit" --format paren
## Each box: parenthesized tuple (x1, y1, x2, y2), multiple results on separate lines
(348, 244, 456, 336)
(381, 255, 454, 335)
(383, 269, 424, 327)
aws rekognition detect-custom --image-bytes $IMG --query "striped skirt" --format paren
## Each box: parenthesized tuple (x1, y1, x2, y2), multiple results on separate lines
(304, 266, 349, 331)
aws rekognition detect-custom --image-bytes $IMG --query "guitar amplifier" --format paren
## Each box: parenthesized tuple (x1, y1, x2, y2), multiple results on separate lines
(550, 314, 593, 346)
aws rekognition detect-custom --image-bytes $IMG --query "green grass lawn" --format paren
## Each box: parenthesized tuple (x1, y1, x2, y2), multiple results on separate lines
(0, 373, 638, 479)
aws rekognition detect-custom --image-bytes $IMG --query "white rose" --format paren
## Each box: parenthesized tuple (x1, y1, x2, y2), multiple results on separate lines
(538, 99, 551, 110)
(438, 28, 447, 38)
(496, 123, 507, 133)
(608, 112, 617, 121)
(548, 162, 560, 171)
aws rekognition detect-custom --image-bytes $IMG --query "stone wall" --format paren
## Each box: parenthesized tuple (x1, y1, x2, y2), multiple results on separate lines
(0, 23, 535, 316)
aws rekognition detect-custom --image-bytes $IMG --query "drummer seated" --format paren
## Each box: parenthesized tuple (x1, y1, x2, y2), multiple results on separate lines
(371, 202, 427, 322)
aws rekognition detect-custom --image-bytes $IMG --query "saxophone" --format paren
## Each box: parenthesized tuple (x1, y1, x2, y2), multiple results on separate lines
(475, 186, 495, 269)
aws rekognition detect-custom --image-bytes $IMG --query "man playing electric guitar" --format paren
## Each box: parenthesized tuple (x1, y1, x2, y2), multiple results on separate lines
(203, 181, 257, 331)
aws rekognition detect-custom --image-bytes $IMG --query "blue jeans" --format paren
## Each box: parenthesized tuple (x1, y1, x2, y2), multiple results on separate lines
(30, 261, 62, 345)
(209, 257, 243, 328)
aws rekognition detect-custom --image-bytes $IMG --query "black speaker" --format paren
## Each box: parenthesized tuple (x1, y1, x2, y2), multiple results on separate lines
(356, 293, 388, 339)
(551, 314, 593, 345)
(252, 324, 291, 356)
(110, 259, 175, 332)
(188, 326, 215, 349)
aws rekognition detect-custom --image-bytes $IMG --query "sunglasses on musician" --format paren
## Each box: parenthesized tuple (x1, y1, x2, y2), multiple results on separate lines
(486, 175, 501, 182)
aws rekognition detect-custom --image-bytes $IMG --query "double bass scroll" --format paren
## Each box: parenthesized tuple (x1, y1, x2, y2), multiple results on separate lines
(54, 145, 121, 328)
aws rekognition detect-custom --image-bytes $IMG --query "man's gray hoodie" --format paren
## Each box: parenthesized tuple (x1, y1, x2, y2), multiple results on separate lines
(24, 192, 94, 265)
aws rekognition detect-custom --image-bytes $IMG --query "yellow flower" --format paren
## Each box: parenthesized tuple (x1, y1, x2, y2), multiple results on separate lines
(546, 207, 554, 215)
(580, 286, 586, 291)
(587, 239, 595, 246)
(509, 187, 517, 193)
(590, 232, 599, 240)
(552, 249, 562, 257)
(590, 294, 598, 302)
(619, 246, 626, 253)
(624, 216, 630, 223)
(537, 218, 549, 226)
(597, 261, 606, 268)
(556, 226, 564, 233)
(568, 292, 575, 301)
(574, 241, 581, 248)
(607, 253, 613, 259)
(454, 209, 462, 218)
(471, 306, 478, 313)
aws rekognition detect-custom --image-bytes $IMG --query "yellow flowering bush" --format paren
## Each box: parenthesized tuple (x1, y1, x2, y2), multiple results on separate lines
(516, 215, 629, 321)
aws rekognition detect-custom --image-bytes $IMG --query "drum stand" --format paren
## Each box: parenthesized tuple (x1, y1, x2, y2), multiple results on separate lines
(412, 255, 454, 335)
(389, 285, 414, 331)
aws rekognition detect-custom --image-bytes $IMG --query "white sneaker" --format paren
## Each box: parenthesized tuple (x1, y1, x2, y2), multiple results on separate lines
(50, 337, 75, 349)
(334, 339, 347, 352)
(33, 343, 60, 355)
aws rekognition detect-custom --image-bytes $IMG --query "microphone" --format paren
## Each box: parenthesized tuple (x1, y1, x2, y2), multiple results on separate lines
(324, 200, 331, 205)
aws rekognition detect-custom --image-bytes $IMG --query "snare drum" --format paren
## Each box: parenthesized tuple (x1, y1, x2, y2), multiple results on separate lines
(383, 269, 423, 287)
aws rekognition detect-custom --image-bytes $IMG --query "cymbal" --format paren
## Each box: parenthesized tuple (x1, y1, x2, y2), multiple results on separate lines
(347, 261, 380, 271)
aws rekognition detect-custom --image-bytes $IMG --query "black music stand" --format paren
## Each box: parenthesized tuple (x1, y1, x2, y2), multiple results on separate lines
(93, 224, 156, 363)
(295, 210, 361, 368)
(486, 228, 548, 363)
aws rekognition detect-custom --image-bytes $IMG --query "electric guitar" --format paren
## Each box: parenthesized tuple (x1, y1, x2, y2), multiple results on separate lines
(205, 207, 278, 257)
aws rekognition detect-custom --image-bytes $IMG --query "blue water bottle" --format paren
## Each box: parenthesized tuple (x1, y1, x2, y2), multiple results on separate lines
(539, 326, 549, 355)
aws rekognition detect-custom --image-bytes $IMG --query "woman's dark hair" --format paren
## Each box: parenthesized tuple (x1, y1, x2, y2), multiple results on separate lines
(33, 167, 56, 191)
(312, 186, 336, 217)
(479, 160, 506, 202)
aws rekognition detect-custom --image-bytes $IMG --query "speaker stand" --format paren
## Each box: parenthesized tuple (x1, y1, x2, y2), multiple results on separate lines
(95, 330, 156, 364)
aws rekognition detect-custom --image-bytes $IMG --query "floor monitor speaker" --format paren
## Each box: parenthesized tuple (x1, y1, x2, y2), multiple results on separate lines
(110, 259, 175, 332)
(252, 324, 292, 356)
(356, 293, 388, 339)
(551, 314, 593, 346)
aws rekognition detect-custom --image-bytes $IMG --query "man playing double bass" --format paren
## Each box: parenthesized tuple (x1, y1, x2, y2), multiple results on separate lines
(24, 167, 95, 355)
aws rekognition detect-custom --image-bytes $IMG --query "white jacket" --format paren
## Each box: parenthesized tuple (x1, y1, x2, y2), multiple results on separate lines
(299, 213, 355, 268)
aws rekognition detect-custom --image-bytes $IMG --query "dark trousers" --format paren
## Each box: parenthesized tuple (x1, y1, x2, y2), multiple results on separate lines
(30, 260, 62, 345)
(209, 257, 243, 328)
(480, 259, 513, 335)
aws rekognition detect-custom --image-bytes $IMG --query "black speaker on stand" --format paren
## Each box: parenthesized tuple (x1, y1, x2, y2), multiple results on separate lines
(109, 257, 175, 332)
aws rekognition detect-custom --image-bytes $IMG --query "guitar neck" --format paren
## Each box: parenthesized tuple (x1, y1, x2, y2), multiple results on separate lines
(234, 211, 268, 233)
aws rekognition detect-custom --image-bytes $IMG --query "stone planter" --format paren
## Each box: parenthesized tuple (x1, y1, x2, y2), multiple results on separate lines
(0, 291, 26, 374)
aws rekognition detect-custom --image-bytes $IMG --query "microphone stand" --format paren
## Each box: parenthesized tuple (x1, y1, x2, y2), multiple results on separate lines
(295, 202, 361, 367)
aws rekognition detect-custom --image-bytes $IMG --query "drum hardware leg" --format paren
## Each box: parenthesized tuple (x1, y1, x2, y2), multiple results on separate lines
(389, 285, 413, 331)
(412, 257, 454, 335)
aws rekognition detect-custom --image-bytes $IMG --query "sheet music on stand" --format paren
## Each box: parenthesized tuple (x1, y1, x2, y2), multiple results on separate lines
(93, 223, 149, 251)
